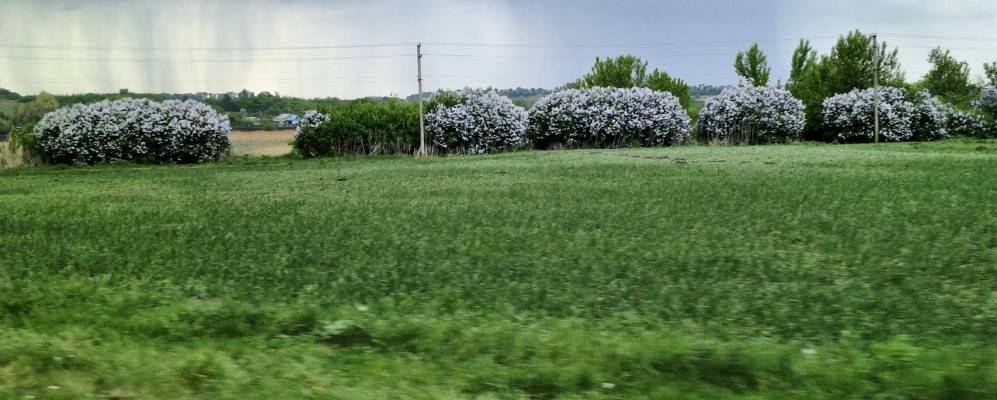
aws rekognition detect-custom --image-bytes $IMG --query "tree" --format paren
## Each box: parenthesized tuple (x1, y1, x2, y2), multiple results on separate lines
(570, 55, 691, 109)
(984, 62, 997, 87)
(787, 40, 817, 91)
(825, 30, 904, 94)
(573, 55, 649, 89)
(0, 88, 21, 100)
(14, 92, 59, 125)
(647, 70, 691, 108)
(783, 32, 906, 140)
(921, 47, 974, 106)
(734, 43, 770, 86)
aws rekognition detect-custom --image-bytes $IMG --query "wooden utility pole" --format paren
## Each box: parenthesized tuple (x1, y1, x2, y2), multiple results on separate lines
(872, 33, 880, 144)
(417, 42, 426, 156)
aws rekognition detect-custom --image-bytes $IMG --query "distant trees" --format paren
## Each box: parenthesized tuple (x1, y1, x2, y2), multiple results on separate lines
(0, 88, 21, 100)
(734, 44, 770, 87)
(570, 55, 691, 109)
(920, 48, 974, 106)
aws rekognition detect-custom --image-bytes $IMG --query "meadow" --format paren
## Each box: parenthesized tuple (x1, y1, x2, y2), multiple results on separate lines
(0, 140, 995, 399)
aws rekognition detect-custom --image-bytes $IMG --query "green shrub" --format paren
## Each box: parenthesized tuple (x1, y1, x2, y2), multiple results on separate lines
(293, 99, 419, 157)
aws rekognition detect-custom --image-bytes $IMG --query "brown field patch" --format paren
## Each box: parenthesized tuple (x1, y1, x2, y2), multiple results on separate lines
(230, 130, 295, 157)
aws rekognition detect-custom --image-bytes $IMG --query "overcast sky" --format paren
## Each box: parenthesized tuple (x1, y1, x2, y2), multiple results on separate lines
(1, 0, 996, 98)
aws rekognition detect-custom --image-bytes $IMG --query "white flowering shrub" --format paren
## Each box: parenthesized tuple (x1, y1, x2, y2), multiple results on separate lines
(424, 88, 528, 153)
(823, 88, 948, 143)
(945, 110, 991, 138)
(293, 110, 332, 157)
(695, 86, 804, 144)
(528, 87, 689, 148)
(974, 87, 997, 117)
(910, 91, 949, 141)
(34, 98, 230, 164)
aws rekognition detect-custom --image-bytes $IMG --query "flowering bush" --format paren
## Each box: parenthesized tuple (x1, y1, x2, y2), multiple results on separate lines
(974, 87, 997, 118)
(425, 88, 528, 153)
(695, 86, 804, 144)
(945, 109, 991, 138)
(34, 98, 230, 164)
(822, 87, 948, 142)
(293, 110, 332, 157)
(527, 87, 689, 148)
(910, 91, 950, 141)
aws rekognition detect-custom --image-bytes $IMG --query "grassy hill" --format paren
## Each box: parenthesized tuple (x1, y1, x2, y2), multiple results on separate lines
(0, 140, 995, 399)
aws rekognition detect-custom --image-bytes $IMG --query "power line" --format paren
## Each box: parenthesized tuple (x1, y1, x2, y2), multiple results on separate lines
(881, 33, 997, 42)
(423, 36, 838, 48)
(0, 42, 416, 51)
(0, 54, 414, 63)
(423, 52, 736, 59)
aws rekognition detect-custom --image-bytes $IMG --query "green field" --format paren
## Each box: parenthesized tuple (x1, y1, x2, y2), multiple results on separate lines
(1, 140, 995, 399)
(0, 100, 17, 119)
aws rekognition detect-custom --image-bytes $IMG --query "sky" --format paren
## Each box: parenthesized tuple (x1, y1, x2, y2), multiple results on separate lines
(1, 0, 996, 98)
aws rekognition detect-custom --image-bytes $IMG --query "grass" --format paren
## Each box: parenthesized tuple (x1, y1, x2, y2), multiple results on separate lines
(1, 139, 995, 399)
(0, 100, 17, 119)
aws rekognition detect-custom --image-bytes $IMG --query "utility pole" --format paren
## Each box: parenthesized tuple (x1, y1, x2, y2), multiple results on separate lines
(417, 42, 426, 156)
(871, 33, 880, 144)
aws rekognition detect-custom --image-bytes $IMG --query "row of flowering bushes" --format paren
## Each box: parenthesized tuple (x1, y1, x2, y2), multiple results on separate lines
(30, 86, 990, 164)
(33, 98, 230, 164)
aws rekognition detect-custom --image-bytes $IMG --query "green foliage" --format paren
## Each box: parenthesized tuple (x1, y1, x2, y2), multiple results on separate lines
(573, 55, 649, 89)
(786, 32, 907, 140)
(293, 98, 419, 156)
(647, 69, 692, 108)
(0, 142, 994, 397)
(734, 43, 770, 87)
(984, 62, 997, 87)
(0, 88, 21, 100)
(14, 92, 59, 125)
(921, 47, 975, 106)
(570, 55, 692, 109)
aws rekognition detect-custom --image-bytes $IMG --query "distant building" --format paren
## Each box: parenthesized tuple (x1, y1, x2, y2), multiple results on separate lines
(273, 113, 300, 129)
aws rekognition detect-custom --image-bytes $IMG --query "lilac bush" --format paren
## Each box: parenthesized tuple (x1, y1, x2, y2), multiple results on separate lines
(527, 87, 689, 148)
(823, 87, 948, 142)
(696, 86, 804, 143)
(424, 88, 527, 153)
(975, 87, 997, 117)
(945, 109, 990, 138)
(293, 110, 331, 157)
(34, 98, 230, 164)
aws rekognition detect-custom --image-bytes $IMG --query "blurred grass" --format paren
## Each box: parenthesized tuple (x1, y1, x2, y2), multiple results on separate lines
(0, 140, 995, 398)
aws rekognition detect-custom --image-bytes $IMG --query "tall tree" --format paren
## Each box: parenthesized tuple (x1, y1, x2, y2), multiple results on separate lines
(734, 43, 770, 86)
(921, 47, 973, 106)
(787, 40, 817, 91)
(825, 30, 904, 94)
(573, 55, 649, 89)
(646, 69, 691, 108)
(984, 62, 997, 87)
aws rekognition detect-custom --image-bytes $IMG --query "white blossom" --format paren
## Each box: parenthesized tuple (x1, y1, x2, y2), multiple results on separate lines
(34, 98, 230, 164)
(424, 88, 528, 153)
(823, 87, 948, 143)
(528, 87, 689, 148)
(696, 86, 804, 143)
(974, 87, 997, 117)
